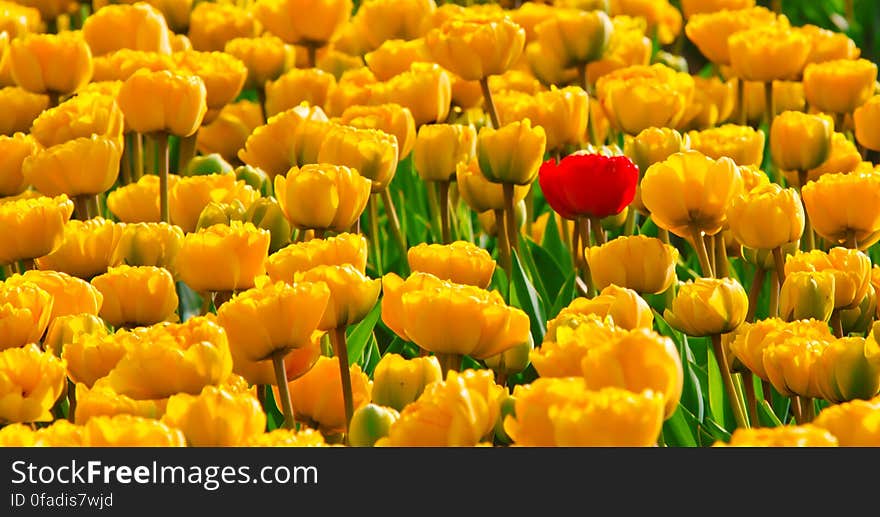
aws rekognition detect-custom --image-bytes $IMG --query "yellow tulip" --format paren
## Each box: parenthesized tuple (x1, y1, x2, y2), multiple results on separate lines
(339, 103, 416, 160)
(802, 171, 880, 246)
(266, 233, 368, 283)
(413, 122, 476, 182)
(677, 75, 737, 131)
(317, 124, 398, 192)
(425, 15, 525, 82)
(804, 59, 877, 115)
(687, 124, 764, 167)
(83, 414, 186, 447)
(815, 334, 880, 403)
(770, 110, 834, 175)
(0, 344, 67, 423)
(90, 265, 178, 328)
(532, 313, 623, 378)
(73, 383, 166, 425)
(785, 248, 871, 310)
(265, 68, 336, 118)
(217, 279, 329, 361)
(34, 217, 124, 280)
(175, 221, 270, 294)
(106, 175, 172, 223)
(456, 158, 530, 213)
(559, 286, 653, 331)
(239, 104, 331, 178)
(779, 271, 836, 323)
(23, 135, 122, 198)
(187, 2, 258, 52)
(364, 38, 430, 81)
(294, 264, 381, 330)
(407, 241, 496, 289)
(580, 327, 683, 418)
(354, 0, 435, 51)
(63, 328, 136, 388)
(813, 397, 880, 446)
(173, 50, 247, 120)
(762, 336, 827, 399)
(854, 95, 880, 152)
(533, 8, 613, 67)
(623, 126, 688, 175)
(0, 86, 47, 136)
(0, 281, 52, 351)
(641, 150, 744, 238)
(0, 132, 36, 197)
(29, 92, 124, 149)
(530, 86, 589, 152)
(0, 2, 41, 39)
(5, 270, 102, 324)
(43, 313, 108, 358)
(379, 272, 446, 341)
(254, 0, 353, 47)
(716, 425, 838, 447)
(324, 68, 378, 118)
(274, 163, 371, 232)
(245, 427, 328, 447)
(477, 119, 546, 185)
(728, 24, 810, 82)
(371, 353, 442, 411)
(195, 100, 264, 164)
(162, 386, 265, 446)
(610, 0, 682, 46)
(232, 330, 323, 386)
(348, 403, 399, 447)
(680, 0, 755, 18)
(9, 31, 93, 95)
(684, 6, 778, 65)
(91, 48, 174, 83)
(284, 355, 371, 434)
(0, 194, 72, 265)
(117, 69, 207, 137)
(224, 35, 287, 91)
(596, 63, 694, 135)
(583, 14, 652, 87)
(585, 235, 678, 294)
(399, 281, 530, 359)
(785, 132, 862, 186)
(800, 24, 860, 65)
(82, 3, 172, 56)
(377, 369, 499, 446)
(101, 316, 233, 400)
(369, 62, 452, 127)
(726, 183, 804, 251)
(665, 277, 748, 337)
(169, 173, 259, 233)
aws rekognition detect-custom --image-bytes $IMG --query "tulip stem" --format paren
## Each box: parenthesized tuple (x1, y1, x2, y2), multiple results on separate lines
(706, 235, 716, 277)
(503, 183, 519, 253)
(743, 371, 759, 427)
(368, 195, 383, 276)
(304, 42, 318, 69)
(845, 231, 858, 250)
(145, 135, 157, 175)
(437, 353, 462, 377)
(199, 292, 213, 315)
(120, 133, 133, 186)
(791, 396, 804, 424)
(438, 181, 452, 244)
(495, 208, 513, 285)
(156, 132, 170, 223)
(714, 233, 729, 278)
(133, 133, 145, 182)
(524, 186, 534, 238)
(330, 327, 354, 440)
(764, 81, 775, 130)
(762, 380, 773, 403)
(86, 195, 101, 220)
(380, 189, 408, 273)
(737, 77, 748, 126)
(746, 267, 766, 323)
(256, 88, 268, 125)
(177, 132, 198, 173)
(271, 351, 296, 430)
(802, 397, 815, 422)
(623, 209, 637, 236)
(711, 334, 749, 429)
(690, 229, 714, 278)
(589, 217, 606, 245)
(771, 247, 786, 287)
(67, 379, 76, 423)
(769, 272, 780, 317)
(796, 170, 815, 250)
(479, 77, 501, 129)
(578, 217, 596, 297)
(73, 195, 90, 221)
(830, 309, 844, 338)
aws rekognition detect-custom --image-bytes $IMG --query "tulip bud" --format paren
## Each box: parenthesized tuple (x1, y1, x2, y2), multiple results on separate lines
(770, 111, 834, 174)
(665, 277, 749, 337)
(43, 314, 108, 358)
(779, 271, 835, 323)
(183, 153, 234, 177)
(245, 197, 291, 253)
(804, 58, 877, 115)
(586, 235, 678, 295)
(726, 183, 804, 251)
(854, 95, 880, 152)
(624, 127, 688, 176)
(813, 397, 880, 446)
(371, 354, 443, 412)
(841, 286, 877, 337)
(348, 404, 399, 447)
(477, 119, 547, 186)
(816, 335, 880, 403)
(484, 333, 533, 378)
(234, 165, 271, 197)
(195, 200, 246, 231)
(493, 392, 516, 446)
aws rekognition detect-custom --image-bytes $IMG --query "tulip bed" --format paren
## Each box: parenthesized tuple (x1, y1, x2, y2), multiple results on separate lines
(2, 0, 880, 448)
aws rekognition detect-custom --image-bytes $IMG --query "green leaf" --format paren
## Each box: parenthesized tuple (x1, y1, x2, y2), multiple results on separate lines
(362, 334, 381, 377)
(261, 386, 285, 431)
(462, 356, 483, 371)
(175, 281, 204, 321)
(706, 342, 727, 429)
(518, 240, 553, 311)
(540, 212, 572, 273)
(346, 303, 381, 366)
(759, 399, 785, 428)
(488, 266, 509, 302)
(662, 406, 697, 447)
(548, 272, 577, 320)
(509, 250, 547, 344)
(654, 311, 704, 422)
(702, 416, 732, 442)
(526, 239, 566, 308)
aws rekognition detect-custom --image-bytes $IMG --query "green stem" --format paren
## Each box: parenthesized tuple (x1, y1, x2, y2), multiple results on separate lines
(791, 396, 804, 424)
(714, 233, 729, 278)
(177, 131, 198, 174)
(145, 135, 157, 175)
(524, 186, 534, 238)
(589, 216, 606, 245)
(437, 352, 462, 378)
(743, 371, 759, 427)
(746, 267, 765, 323)
(772, 246, 786, 288)
(797, 170, 815, 251)
(845, 231, 859, 250)
(272, 351, 296, 430)
(439, 181, 451, 244)
(133, 132, 144, 182)
(711, 334, 749, 429)
(764, 81, 775, 128)
(479, 77, 500, 129)
(738, 77, 748, 126)
(67, 379, 76, 423)
(830, 309, 844, 338)
(330, 326, 354, 439)
(368, 194, 383, 276)
(380, 189, 408, 273)
(156, 133, 170, 223)
(503, 183, 518, 253)
(690, 229, 714, 278)
(768, 271, 780, 318)
(86, 195, 101, 220)
(802, 397, 815, 423)
(73, 196, 90, 221)
(120, 133, 133, 186)
(578, 217, 596, 297)
(305, 42, 318, 69)
(622, 209, 637, 236)
(495, 208, 512, 284)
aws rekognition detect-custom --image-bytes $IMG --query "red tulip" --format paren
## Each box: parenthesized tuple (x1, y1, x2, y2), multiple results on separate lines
(538, 153, 638, 220)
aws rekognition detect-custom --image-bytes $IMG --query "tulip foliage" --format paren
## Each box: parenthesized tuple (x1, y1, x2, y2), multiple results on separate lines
(5, 0, 880, 450)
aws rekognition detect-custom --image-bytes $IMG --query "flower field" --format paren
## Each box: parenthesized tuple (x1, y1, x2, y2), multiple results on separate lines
(2, 0, 880, 448)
